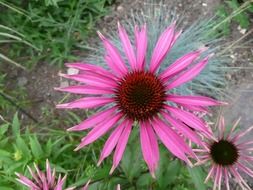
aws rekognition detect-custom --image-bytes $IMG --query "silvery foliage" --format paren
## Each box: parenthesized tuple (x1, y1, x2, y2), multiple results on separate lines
(84, 1, 230, 99)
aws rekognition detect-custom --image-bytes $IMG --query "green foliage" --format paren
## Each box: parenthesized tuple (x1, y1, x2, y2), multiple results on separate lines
(0, 0, 113, 68)
(214, 0, 253, 35)
(0, 113, 209, 190)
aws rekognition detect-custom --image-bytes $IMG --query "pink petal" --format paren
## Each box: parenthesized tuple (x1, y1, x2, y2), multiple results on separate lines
(68, 107, 116, 131)
(110, 120, 133, 174)
(149, 23, 175, 73)
(218, 116, 225, 139)
(65, 62, 114, 77)
(204, 165, 215, 183)
(54, 85, 114, 95)
(166, 94, 221, 106)
(15, 173, 39, 189)
(98, 31, 128, 76)
(75, 113, 122, 151)
(46, 160, 52, 187)
(140, 122, 159, 178)
(224, 168, 230, 190)
(230, 166, 251, 189)
(27, 166, 42, 187)
(59, 71, 116, 88)
(56, 97, 114, 109)
(160, 48, 204, 81)
(104, 55, 124, 76)
(135, 25, 147, 70)
(152, 118, 190, 163)
(81, 179, 91, 190)
(213, 166, 222, 190)
(165, 106, 212, 137)
(98, 120, 126, 165)
(118, 22, 136, 69)
(167, 56, 209, 90)
(238, 162, 253, 178)
(162, 111, 203, 146)
(179, 104, 208, 112)
(171, 30, 182, 46)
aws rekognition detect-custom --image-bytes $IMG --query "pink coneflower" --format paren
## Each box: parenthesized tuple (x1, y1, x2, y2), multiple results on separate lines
(56, 22, 222, 177)
(195, 117, 253, 190)
(15, 160, 74, 190)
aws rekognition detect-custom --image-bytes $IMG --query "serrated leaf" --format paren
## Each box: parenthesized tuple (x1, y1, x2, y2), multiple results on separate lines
(29, 135, 43, 159)
(187, 166, 207, 190)
(16, 136, 31, 160)
(0, 124, 9, 136)
(12, 112, 20, 137)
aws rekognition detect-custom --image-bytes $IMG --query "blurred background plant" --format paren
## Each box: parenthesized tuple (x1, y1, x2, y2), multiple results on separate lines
(214, 0, 253, 35)
(0, 0, 114, 68)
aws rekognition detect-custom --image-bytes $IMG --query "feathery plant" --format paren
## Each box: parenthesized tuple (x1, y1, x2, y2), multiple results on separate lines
(84, 1, 235, 101)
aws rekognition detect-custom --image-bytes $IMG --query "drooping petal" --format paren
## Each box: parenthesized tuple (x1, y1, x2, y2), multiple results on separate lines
(237, 162, 253, 178)
(162, 111, 203, 146)
(140, 122, 159, 178)
(135, 25, 147, 70)
(54, 85, 114, 95)
(149, 23, 175, 73)
(165, 106, 213, 137)
(75, 113, 122, 151)
(110, 120, 133, 174)
(152, 118, 192, 163)
(204, 165, 215, 183)
(56, 97, 114, 109)
(68, 107, 116, 131)
(167, 56, 209, 90)
(98, 120, 126, 165)
(160, 48, 204, 81)
(118, 22, 136, 69)
(166, 94, 221, 106)
(98, 31, 128, 76)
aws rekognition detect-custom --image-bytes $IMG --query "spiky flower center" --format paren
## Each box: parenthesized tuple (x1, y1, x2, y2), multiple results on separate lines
(115, 71, 166, 121)
(210, 140, 239, 166)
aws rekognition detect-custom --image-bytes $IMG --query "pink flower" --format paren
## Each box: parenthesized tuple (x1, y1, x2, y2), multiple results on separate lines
(15, 160, 75, 190)
(194, 117, 253, 190)
(56, 22, 222, 177)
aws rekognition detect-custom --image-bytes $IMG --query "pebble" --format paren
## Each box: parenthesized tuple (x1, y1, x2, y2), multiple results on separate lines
(17, 76, 28, 86)
(202, 3, 207, 6)
(67, 68, 79, 75)
(237, 25, 247, 35)
(117, 5, 124, 12)
(60, 81, 69, 88)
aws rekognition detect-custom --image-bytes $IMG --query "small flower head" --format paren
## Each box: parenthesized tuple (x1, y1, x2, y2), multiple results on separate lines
(56, 22, 223, 177)
(195, 117, 253, 190)
(15, 160, 74, 190)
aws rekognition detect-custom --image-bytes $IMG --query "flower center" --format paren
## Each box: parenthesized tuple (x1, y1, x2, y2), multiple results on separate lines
(115, 71, 166, 121)
(210, 140, 239, 166)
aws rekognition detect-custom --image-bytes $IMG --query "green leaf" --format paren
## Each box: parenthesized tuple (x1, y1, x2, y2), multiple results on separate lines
(226, 0, 250, 29)
(12, 112, 20, 137)
(187, 166, 207, 190)
(0, 187, 14, 190)
(0, 123, 9, 136)
(29, 135, 43, 159)
(16, 136, 31, 160)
